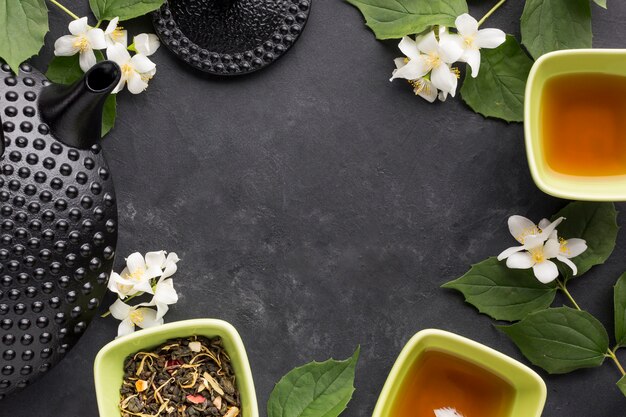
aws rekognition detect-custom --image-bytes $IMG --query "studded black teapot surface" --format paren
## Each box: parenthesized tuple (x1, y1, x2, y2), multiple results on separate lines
(0, 61, 119, 398)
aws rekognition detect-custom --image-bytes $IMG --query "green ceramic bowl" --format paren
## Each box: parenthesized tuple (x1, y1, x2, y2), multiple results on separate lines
(525, 49, 626, 201)
(372, 329, 546, 417)
(94, 319, 258, 417)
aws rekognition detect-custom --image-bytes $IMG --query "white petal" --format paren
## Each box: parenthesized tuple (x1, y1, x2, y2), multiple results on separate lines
(430, 64, 457, 96)
(389, 58, 429, 81)
(416, 31, 439, 55)
(126, 252, 146, 274)
(524, 234, 545, 250)
(463, 49, 481, 78)
(557, 255, 578, 275)
(117, 318, 135, 337)
(533, 260, 559, 284)
(435, 407, 464, 417)
(134, 276, 155, 295)
(105, 17, 119, 35)
(134, 33, 160, 56)
(497, 245, 525, 261)
(438, 90, 448, 102)
(109, 298, 132, 320)
(54, 35, 79, 56)
(69, 17, 89, 35)
(155, 279, 178, 305)
(416, 79, 438, 103)
(543, 238, 561, 259)
(130, 54, 156, 74)
(508, 215, 538, 244)
(135, 308, 163, 329)
(538, 218, 551, 229)
(455, 13, 478, 37)
(539, 217, 564, 239)
(79, 50, 97, 72)
(127, 71, 149, 94)
(145, 251, 166, 269)
(112, 78, 126, 94)
(106, 43, 131, 65)
(475, 28, 506, 49)
(438, 36, 464, 63)
(155, 301, 170, 320)
(393, 57, 406, 69)
(506, 252, 535, 269)
(562, 238, 587, 258)
(398, 36, 422, 61)
(87, 28, 107, 50)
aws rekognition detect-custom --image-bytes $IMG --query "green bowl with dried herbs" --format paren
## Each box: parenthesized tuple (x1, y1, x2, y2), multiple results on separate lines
(94, 319, 259, 417)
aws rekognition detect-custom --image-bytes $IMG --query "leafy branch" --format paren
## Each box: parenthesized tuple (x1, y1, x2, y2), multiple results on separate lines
(346, 0, 607, 122)
(443, 202, 626, 396)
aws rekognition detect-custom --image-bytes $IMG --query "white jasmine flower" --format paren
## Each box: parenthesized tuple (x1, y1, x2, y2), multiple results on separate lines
(497, 215, 564, 261)
(104, 17, 128, 48)
(107, 43, 156, 94)
(505, 234, 561, 284)
(150, 275, 179, 319)
(442, 13, 506, 77)
(390, 32, 463, 97)
(539, 219, 588, 275)
(109, 299, 162, 337)
(54, 17, 107, 72)
(393, 58, 438, 102)
(434, 407, 465, 417)
(107, 251, 164, 298)
(133, 33, 160, 56)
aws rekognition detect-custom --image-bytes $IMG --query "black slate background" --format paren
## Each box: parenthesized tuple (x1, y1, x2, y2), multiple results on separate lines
(3, 0, 626, 416)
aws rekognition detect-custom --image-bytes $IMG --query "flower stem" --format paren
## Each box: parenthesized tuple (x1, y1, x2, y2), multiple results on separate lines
(556, 279, 582, 311)
(607, 348, 626, 376)
(48, 0, 80, 20)
(477, 0, 507, 27)
(557, 279, 626, 376)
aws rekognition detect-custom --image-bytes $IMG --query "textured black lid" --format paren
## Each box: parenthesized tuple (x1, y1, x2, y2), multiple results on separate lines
(152, 0, 311, 75)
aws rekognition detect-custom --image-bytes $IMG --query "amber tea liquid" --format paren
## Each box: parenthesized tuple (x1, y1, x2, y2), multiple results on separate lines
(542, 73, 626, 176)
(390, 350, 513, 417)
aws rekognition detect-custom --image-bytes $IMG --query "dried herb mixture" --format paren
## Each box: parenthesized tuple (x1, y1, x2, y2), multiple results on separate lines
(120, 336, 241, 417)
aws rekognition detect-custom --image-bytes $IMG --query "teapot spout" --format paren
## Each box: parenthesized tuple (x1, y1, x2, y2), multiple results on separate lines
(38, 61, 121, 149)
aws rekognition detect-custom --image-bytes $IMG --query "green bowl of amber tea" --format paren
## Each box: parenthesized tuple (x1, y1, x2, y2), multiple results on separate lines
(372, 329, 546, 417)
(94, 319, 259, 417)
(525, 49, 626, 201)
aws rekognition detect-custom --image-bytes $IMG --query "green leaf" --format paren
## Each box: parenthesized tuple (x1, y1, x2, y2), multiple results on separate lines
(344, 0, 468, 40)
(551, 202, 618, 280)
(520, 0, 592, 60)
(617, 375, 626, 397)
(45, 52, 116, 138)
(442, 258, 557, 321)
(460, 35, 533, 123)
(498, 307, 609, 374)
(614, 273, 626, 347)
(593, 0, 607, 9)
(0, 0, 49, 74)
(268, 347, 359, 417)
(89, 0, 165, 21)
(46, 55, 85, 85)
(102, 95, 117, 137)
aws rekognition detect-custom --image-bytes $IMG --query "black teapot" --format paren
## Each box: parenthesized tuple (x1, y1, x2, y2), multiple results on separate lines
(0, 60, 119, 398)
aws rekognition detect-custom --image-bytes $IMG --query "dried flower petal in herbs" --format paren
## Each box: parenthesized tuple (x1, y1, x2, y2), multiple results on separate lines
(119, 336, 241, 417)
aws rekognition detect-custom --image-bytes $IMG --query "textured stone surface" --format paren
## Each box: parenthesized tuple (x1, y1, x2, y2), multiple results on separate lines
(4, 0, 626, 415)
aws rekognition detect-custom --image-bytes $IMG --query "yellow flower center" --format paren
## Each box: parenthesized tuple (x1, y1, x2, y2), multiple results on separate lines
(516, 226, 541, 244)
(130, 309, 144, 325)
(463, 35, 476, 49)
(73, 36, 90, 53)
(122, 63, 135, 78)
(451, 67, 461, 79)
(426, 53, 442, 69)
(529, 247, 546, 263)
(409, 79, 430, 95)
(559, 237, 570, 255)
(111, 26, 125, 42)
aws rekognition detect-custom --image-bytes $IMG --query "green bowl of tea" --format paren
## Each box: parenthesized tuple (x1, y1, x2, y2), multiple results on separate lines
(372, 329, 546, 417)
(94, 319, 259, 417)
(525, 49, 626, 200)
